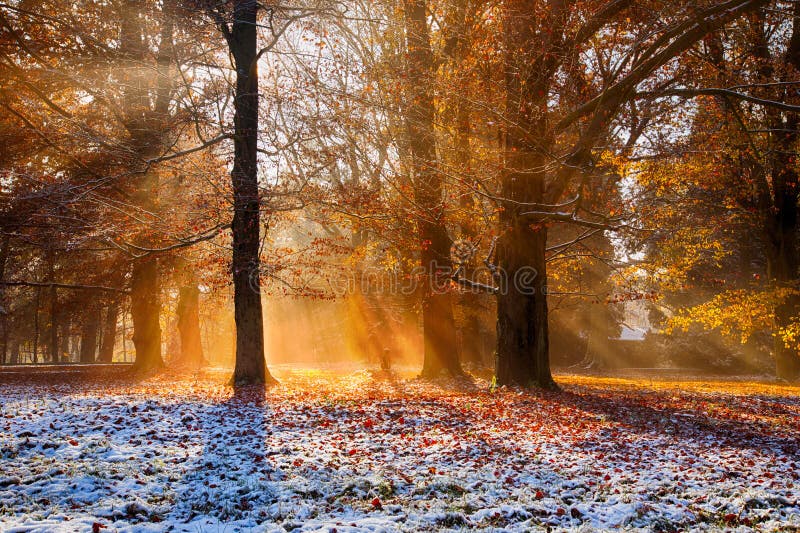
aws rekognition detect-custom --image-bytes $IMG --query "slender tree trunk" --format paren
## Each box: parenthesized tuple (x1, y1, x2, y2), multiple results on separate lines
(32, 286, 40, 364)
(47, 246, 58, 363)
(79, 312, 99, 363)
(582, 302, 612, 370)
(229, 0, 275, 385)
(460, 312, 483, 366)
(59, 318, 71, 363)
(98, 300, 119, 363)
(10, 340, 18, 365)
(452, 71, 485, 367)
(0, 320, 6, 365)
(403, 0, 461, 377)
(122, 308, 129, 362)
(176, 283, 206, 368)
(0, 234, 9, 364)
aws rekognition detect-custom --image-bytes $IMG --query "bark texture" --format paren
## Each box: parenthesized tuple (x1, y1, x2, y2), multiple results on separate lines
(753, 6, 800, 381)
(494, 0, 557, 389)
(0, 234, 9, 364)
(130, 259, 163, 370)
(228, 0, 275, 385)
(176, 283, 206, 368)
(79, 313, 98, 363)
(120, 0, 174, 372)
(98, 300, 119, 363)
(403, 0, 462, 378)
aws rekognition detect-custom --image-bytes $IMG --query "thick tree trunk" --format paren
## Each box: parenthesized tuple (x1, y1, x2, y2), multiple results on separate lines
(446, 2, 484, 369)
(79, 313, 98, 363)
(229, 0, 275, 386)
(420, 291, 461, 377)
(495, 222, 556, 388)
(98, 300, 119, 363)
(403, 0, 461, 378)
(176, 284, 206, 368)
(774, 298, 800, 380)
(494, 0, 557, 389)
(767, 4, 800, 382)
(131, 259, 164, 371)
(731, 6, 800, 381)
(120, 0, 174, 373)
(766, 139, 800, 381)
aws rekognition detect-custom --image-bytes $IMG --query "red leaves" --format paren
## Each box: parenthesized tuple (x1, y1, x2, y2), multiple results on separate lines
(6, 370, 799, 532)
(91, 523, 106, 533)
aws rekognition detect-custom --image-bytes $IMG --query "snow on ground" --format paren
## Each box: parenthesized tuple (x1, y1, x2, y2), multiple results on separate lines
(0, 366, 799, 532)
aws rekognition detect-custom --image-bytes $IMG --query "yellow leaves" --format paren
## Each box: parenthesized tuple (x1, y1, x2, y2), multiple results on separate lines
(664, 287, 800, 347)
(652, 227, 730, 291)
(777, 322, 800, 351)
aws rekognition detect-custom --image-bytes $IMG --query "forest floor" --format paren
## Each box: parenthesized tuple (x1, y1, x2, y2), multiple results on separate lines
(1, 365, 799, 532)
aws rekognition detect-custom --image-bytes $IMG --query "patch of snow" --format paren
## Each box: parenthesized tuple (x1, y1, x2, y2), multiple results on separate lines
(0, 370, 798, 532)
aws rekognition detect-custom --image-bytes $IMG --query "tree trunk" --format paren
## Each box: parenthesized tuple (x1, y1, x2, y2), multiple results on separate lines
(403, 0, 461, 378)
(79, 313, 98, 363)
(10, 340, 18, 365)
(495, 221, 555, 388)
(767, 3, 800, 382)
(130, 259, 164, 371)
(581, 293, 614, 369)
(120, 0, 174, 373)
(98, 300, 119, 363)
(229, 0, 275, 386)
(32, 286, 40, 364)
(452, 65, 486, 369)
(0, 321, 6, 365)
(59, 318, 71, 363)
(766, 134, 800, 381)
(47, 246, 58, 363)
(460, 311, 485, 367)
(176, 283, 206, 368)
(494, 0, 557, 389)
(0, 234, 9, 364)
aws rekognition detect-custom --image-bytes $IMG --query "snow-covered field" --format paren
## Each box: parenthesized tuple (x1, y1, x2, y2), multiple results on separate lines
(1, 367, 799, 532)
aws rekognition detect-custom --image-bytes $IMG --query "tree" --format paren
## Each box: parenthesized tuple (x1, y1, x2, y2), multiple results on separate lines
(634, 1, 800, 380)
(0, 0, 234, 371)
(205, 0, 315, 385)
(484, 0, 769, 387)
(402, 0, 462, 377)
